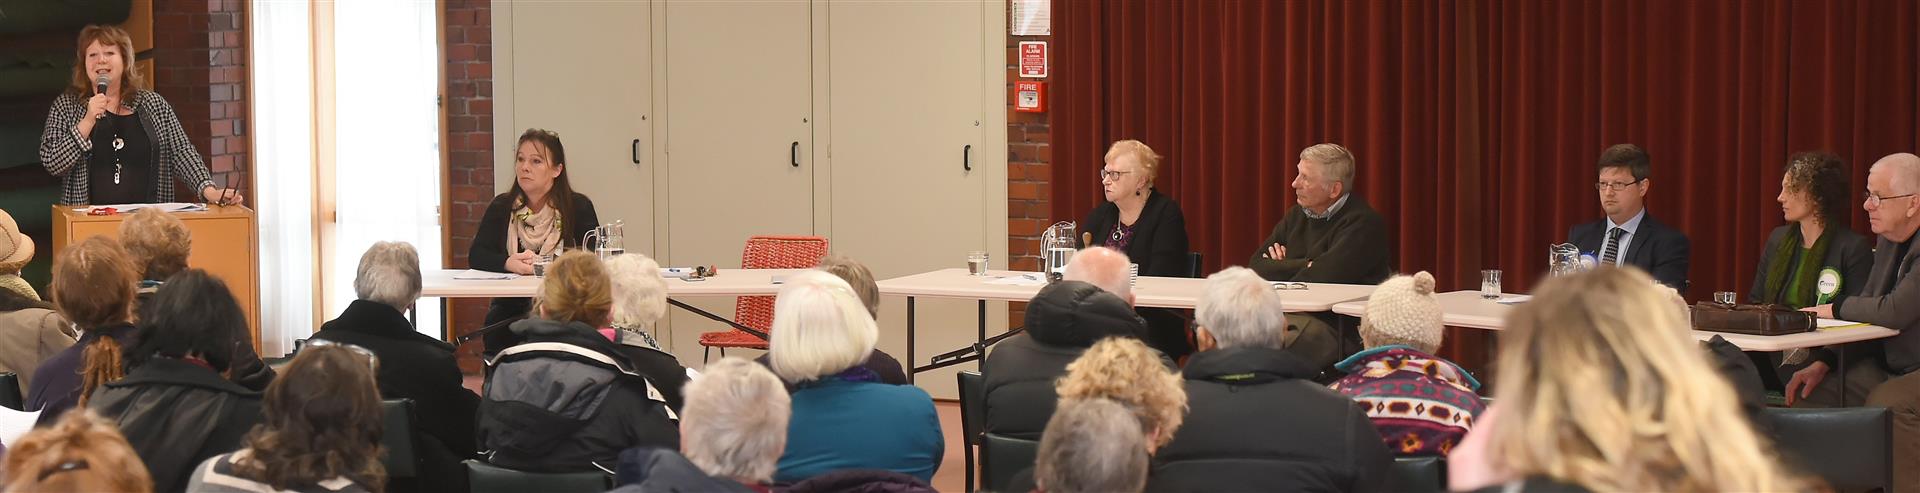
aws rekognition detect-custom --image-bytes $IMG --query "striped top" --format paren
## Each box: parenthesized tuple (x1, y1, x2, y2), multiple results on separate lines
(38, 90, 214, 205)
(185, 450, 371, 493)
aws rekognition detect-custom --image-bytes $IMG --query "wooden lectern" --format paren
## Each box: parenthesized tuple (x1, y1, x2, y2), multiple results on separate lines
(50, 205, 260, 349)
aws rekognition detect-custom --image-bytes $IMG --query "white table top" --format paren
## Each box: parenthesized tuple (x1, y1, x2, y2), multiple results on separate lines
(421, 268, 808, 298)
(877, 268, 1377, 312)
(1331, 290, 1899, 352)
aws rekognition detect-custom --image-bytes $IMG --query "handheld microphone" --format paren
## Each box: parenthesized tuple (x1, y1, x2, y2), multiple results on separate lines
(94, 75, 109, 96)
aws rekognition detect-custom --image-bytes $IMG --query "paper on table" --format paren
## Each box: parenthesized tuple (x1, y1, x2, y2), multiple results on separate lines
(75, 202, 206, 214)
(1495, 295, 1532, 305)
(451, 270, 518, 280)
(1818, 318, 1870, 329)
(986, 273, 1048, 286)
(0, 407, 40, 446)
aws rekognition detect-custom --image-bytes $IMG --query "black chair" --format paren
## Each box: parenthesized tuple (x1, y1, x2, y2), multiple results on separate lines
(0, 373, 20, 411)
(982, 432, 1039, 493)
(464, 460, 612, 493)
(1186, 252, 1204, 278)
(380, 399, 419, 481)
(1765, 407, 1892, 492)
(957, 371, 986, 492)
(1385, 456, 1446, 493)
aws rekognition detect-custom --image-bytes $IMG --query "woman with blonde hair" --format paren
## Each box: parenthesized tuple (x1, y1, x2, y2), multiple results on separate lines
(1056, 337, 1186, 451)
(770, 270, 942, 483)
(1449, 268, 1814, 492)
(1078, 139, 1194, 360)
(3, 410, 152, 492)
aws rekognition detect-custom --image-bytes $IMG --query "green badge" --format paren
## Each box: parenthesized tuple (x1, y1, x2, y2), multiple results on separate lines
(1817, 268, 1841, 305)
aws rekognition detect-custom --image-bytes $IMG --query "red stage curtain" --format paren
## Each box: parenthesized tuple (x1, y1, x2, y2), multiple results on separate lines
(1053, 0, 1920, 365)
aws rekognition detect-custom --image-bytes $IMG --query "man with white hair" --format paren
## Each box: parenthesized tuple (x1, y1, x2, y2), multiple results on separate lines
(1247, 143, 1391, 284)
(311, 241, 478, 492)
(1803, 153, 1920, 490)
(611, 357, 787, 492)
(1150, 266, 1390, 491)
(1034, 398, 1149, 493)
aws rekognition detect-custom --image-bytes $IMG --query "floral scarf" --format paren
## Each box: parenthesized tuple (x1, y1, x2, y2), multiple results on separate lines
(507, 197, 563, 257)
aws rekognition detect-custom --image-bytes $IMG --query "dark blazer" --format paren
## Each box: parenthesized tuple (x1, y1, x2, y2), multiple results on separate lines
(1835, 236, 1920, 374)
(469, 192, 599, 353)
(1077, 190, 1192, 278)
(311, 300, 480, 458)
(1746, 225, 1874, 306)
(1568, 213, 1691, 289)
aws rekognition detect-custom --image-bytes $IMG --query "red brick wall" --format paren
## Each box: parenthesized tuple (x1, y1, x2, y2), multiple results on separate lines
(153, 0, 248, 201)
(1008, 17, 1052, 325)
(444, 0, 494, 363)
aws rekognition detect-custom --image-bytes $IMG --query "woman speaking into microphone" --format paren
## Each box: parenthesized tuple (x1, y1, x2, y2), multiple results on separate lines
(38, 25, 240, 206)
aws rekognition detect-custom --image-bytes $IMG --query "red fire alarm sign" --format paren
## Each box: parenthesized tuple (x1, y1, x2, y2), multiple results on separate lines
(1019, 41, 1048, 78)
(1015, 81, 1046, 113)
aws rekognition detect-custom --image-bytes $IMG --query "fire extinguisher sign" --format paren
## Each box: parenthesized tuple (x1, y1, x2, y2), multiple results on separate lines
(1019, 41, 1047, 78)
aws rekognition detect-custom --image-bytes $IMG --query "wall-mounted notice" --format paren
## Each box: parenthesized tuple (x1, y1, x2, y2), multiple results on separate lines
(1012, 0, 1050, 36)
(1019, 41, 1048, 78)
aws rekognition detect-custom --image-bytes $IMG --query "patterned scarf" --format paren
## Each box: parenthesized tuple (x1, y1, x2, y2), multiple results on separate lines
(1760, 227, 1832, 308)
(507, 197, 564, 257)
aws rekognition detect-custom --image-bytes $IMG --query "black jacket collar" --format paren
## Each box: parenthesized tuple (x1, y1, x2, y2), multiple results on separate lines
(319, 300, 451, 350)
(1182, 346, 1320, 383)
(108, 356, 259, 397)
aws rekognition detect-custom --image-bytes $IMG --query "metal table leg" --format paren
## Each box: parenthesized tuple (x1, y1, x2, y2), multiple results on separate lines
(907, 296, 917, 384)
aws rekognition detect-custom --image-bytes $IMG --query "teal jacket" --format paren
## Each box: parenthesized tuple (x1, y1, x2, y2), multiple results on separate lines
(775, 376, 944, 483)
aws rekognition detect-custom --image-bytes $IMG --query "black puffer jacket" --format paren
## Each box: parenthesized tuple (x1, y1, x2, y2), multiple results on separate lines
(477, 318, 679, 473)
(981, 281, 1148, 440)
(1149, 347, 1392, 493)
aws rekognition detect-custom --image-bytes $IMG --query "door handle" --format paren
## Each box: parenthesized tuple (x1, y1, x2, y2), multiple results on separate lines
(632, 139, 641, 164)
(791, 141, 801, 167)
(963, 144, 973, 171)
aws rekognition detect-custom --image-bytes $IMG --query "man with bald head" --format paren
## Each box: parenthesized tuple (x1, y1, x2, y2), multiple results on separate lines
(1804, 152, 1920, 490)
(1067, 246, 1197, 359)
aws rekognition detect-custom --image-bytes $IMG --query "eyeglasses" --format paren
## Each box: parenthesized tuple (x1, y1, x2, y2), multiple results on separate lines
(1099, 169, 1133, 181)
(1271, 282, 1308, 291)
(1594, 179, 1644, 192)
(1864, 191, 1916, 207)
(305, 339, 380, 370)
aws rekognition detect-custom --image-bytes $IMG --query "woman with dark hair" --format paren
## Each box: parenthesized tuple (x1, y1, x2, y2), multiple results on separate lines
(88, 269, 263, 492)
(38, 24, 239, 205)
(186, 345, 386, 493)
(1745, 152, 1875, 407)
(469, 128, 599, 355)
(27, 236, 138, 425)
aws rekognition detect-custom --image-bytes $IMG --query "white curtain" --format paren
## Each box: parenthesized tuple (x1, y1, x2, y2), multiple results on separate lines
(249, 0, 315, 357)
(330, 0, 444, 335)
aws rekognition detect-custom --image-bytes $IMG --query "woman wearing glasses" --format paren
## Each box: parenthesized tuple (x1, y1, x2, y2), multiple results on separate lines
(1077, 140, 1193, 359)
(88, 269, 264, 492)
(1751, 152, 1873, 408)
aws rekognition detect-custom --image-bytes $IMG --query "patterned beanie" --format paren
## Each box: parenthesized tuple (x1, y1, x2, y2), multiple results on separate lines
(1360, 271, 1443, 352)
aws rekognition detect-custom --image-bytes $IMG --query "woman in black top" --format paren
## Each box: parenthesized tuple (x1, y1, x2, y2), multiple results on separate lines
(39, 25, 241, 206)
(1748, 151, 1875, 406)
(1077, 140, 1193, 359)
(470, 128, 599, 355)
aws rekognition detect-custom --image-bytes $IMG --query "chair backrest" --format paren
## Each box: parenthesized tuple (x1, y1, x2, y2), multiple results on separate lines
(0, 373, 21, 411)
(1765, 407, 1892, 491)
(1384, 456, 1445, 493)
(958, 371, 985, 446)
(982, 432, 1040, 493)
(735, 235, 830, 332)
(1186, 251, 1204, 278)
(381, 399, 418, 478)
(465, 459, 612, 493)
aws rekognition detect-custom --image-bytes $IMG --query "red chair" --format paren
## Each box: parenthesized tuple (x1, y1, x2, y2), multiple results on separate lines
(699, 235, 829, 362)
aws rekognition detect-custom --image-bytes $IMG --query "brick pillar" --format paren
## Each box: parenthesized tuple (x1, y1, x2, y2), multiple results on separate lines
(444, 0, 495, 369)
(152, 0, 248, 201)
(1008, 18, 1052, 325)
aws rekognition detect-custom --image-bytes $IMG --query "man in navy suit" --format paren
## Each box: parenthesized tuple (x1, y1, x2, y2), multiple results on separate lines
(1566, 144, 1691, 289)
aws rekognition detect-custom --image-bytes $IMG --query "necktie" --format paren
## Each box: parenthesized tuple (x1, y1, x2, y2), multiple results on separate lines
(1600, 227, 1625, 265)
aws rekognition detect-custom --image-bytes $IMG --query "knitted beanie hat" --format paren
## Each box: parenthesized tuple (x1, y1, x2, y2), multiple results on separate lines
(1361, 271, 1443, 352)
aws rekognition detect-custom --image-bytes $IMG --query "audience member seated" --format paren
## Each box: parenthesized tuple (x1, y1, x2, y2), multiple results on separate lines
(2, 409, 153, 492)
(89, 269, 265, 492)
(309, 241, 477, 491)
(1060, 246, 1193, 362)
(27, 236, 138, 424)
(477, 251, 679, 473)
(1448, 268, 1812, 492)
(1004, 337, 1184, 492)
(770, 270, 942, 483)
(0, 210, 75, 395)
(613, 357, 786, 492)
(605, 253, 692, 411)
(186, 344, 386, 493)
(1330, 271, 1484, 456)
(1153, 267, 1390, 491)
(756, 254, 909, 388)
(1034, 398, 1149, 493)
(981, 280, 1148, 441)
(120, 208, 274, 390)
